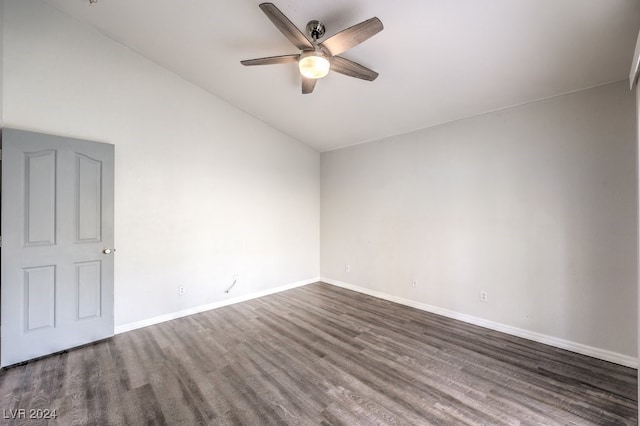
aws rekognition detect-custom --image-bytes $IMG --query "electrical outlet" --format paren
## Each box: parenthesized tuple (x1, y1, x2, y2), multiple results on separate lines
(179, 285, 186, 296)
(480, 291, 488, 302)
(345, 264, 351, 273)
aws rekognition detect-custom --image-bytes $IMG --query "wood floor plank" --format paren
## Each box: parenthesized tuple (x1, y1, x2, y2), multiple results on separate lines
(0, 282, 636, 425)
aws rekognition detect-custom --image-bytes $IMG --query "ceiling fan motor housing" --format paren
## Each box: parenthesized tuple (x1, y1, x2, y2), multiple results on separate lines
(306, 20, 325, 41)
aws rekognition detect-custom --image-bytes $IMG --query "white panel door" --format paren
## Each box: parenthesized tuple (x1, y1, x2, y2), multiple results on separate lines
(1, 128, 115, 367)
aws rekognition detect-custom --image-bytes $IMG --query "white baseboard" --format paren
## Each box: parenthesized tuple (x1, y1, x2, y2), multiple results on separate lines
(114, 277, 319, 334)
(321, 277, 638, 369)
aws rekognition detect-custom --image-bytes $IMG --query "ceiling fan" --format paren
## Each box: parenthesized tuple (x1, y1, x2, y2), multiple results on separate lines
(240, 3, 383, 94)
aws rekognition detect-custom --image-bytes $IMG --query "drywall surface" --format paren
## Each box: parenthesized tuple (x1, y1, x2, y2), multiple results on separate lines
(321, 81, 637, 358)
(3, 0, 320, 326)
(0, 0, 4, 125)
(636, 83, 640, 387)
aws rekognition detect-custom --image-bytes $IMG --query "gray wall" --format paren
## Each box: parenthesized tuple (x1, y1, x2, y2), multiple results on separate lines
(636, 80, 640, 395)
(3, 0, 320, 327)
(321, 81, 637, 360)
(0, 0, 3, 125)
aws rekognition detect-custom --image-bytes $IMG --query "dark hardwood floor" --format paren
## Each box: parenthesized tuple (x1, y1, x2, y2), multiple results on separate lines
(0, 282, 636, 425)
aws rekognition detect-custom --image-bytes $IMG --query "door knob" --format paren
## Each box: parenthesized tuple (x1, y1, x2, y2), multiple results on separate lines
(103, 248, 115, 254)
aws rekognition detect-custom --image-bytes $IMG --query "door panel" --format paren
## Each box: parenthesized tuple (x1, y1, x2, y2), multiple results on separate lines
(24, 265, 56, 331)
(24, 150, 56, 246)
(76, 260, 102, 320)
(1, 128, 115, 367)
(75, 153, 102, 243)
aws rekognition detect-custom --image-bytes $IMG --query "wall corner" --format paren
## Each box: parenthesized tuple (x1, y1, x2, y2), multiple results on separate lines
(630, 30, 640, 90)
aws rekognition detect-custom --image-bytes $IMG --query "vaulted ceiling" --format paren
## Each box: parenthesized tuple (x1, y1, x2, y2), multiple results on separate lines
(41, 0, 640, 151)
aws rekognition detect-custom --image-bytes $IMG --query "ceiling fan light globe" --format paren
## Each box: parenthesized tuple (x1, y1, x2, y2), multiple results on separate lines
(298, 54, 330, 79)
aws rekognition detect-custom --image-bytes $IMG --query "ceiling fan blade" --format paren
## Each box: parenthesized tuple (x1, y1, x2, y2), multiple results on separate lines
(259, 3, 314, 51)
(330, 56, 378, 81)
(302, 77, 317, 94)
(320, 17, 383, 56)
(241, 54, 300, 66)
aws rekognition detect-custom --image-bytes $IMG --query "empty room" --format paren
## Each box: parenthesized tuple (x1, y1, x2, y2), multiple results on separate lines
(1, 0, 640, 424)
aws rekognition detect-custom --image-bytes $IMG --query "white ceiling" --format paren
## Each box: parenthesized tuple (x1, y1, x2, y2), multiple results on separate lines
(42, 0, 640, 152)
